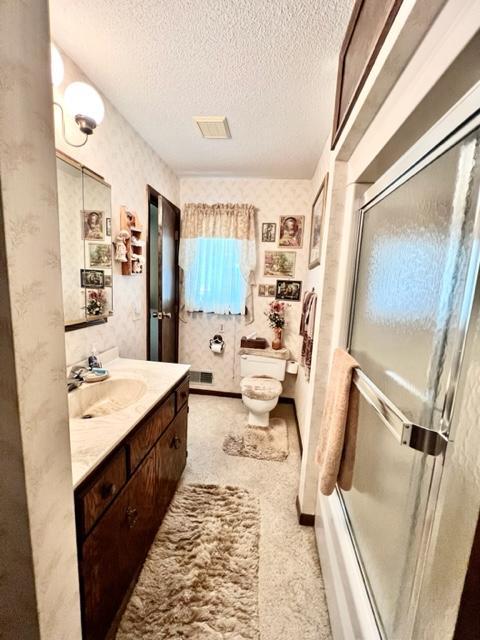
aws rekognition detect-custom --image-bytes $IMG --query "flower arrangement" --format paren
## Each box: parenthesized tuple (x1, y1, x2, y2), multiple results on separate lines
(265, 300, 287, 328)
(86, 289, 107, 317)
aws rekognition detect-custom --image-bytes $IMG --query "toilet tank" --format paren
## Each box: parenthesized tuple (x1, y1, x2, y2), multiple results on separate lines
(240, 354, 287, 381)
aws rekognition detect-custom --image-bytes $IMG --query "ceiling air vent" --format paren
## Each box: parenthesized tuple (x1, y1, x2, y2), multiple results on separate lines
(193, 116, 231, 139)
(190, 370, 214, 385)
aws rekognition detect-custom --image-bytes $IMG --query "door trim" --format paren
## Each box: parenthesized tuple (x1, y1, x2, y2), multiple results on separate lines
(146, 186, 180, 362)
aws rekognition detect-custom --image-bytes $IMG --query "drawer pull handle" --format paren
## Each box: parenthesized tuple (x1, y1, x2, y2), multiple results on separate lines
(100, 482, 116, 499)
(126, 506, 138, 529)
(171, 435, 181, 449)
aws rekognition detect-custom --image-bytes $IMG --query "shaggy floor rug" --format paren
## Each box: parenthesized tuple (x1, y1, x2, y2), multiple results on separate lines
(116, 484, 260, 640)
(222, 418, 289, 462)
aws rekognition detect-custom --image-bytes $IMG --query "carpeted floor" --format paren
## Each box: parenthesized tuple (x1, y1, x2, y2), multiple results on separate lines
(183, 395, 332, 640)
(117, 394, 331, 640)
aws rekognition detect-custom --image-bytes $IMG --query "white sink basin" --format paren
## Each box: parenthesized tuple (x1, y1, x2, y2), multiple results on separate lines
(69, 377, 147, 419)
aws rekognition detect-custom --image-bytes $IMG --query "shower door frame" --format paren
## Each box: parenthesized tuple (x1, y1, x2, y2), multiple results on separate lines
(338, 88, 480, 639)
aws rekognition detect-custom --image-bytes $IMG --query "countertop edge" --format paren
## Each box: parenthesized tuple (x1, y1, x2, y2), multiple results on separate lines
(71, 360, 190, 490)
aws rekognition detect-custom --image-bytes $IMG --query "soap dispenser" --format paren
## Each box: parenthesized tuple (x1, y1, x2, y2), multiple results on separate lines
(88, 346, 102, 369)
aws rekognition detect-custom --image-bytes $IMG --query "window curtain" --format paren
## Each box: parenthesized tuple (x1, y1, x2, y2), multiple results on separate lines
(179, 202, 256, 318)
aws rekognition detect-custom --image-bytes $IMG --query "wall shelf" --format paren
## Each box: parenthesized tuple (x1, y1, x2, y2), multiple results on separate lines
(120, 206, 144, 275)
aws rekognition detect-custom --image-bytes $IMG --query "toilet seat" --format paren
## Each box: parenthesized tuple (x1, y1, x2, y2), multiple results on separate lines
(240, 375, 282, 401)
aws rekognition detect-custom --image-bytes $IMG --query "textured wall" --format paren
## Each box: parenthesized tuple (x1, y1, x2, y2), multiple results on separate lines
(179, 177, 311, 396)
(0, 1, 81, 636)
(54, 50, 179, 364)
(294, 140, 330, 442)
(297, 153, 350, 513)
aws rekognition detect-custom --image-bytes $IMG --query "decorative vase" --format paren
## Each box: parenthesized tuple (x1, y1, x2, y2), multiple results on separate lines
(272, 327, 283, 350)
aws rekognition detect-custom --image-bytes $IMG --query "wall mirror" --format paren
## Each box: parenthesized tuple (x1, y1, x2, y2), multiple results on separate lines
(56, 152, 113, 329)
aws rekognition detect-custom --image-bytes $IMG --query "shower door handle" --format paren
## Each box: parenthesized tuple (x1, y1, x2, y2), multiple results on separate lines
(352, 369, 447, 456)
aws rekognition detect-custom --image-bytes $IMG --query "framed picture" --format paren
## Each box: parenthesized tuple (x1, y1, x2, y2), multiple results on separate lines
(106, 218, 112, 237)
(258, 283, 276, 297)
(104, 274, 112, 287)
(83, 210, 105, 240)
(278, 215, 304, 248)
(80, 269, 104, 289)
(309, 174, 328, 269)
(262, 222, 276, 242)
(276, 279, 302, 301)
(85, 288, 108, 318)
(264, 251, 296, 277)
(89, 243, 112, 267)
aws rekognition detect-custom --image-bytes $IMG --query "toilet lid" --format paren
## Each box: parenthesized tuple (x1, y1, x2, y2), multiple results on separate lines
(240, 376, 282, 401)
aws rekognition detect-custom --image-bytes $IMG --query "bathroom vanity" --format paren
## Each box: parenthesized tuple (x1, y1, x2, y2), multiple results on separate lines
(69, 356, 190, 639)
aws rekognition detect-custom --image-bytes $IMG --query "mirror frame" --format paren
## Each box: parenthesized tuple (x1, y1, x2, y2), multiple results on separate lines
(56, 150, 113, 332)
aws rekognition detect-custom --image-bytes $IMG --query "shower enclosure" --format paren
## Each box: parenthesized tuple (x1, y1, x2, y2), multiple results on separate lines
(316, 104, 480, 639)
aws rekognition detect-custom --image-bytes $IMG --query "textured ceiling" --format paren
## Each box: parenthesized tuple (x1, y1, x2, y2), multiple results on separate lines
(49, 0, 354, 178)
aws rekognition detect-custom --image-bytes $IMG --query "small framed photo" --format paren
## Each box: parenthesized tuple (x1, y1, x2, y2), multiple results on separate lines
(106, 218, 112, 237)
(89, 243, 112, 267)
(276, 279, 302, 301)
(83, 210, 105, 240)
(279, 215, 304, 248)
(85, 288, 108, 318)
(80, 269, 104, 289)
(262, 222, 276, 243)
(104, 274, 112, 287)
(258, 283, 276, 297)
(264, 251, 296, 277)
(309, 174, 328, 269)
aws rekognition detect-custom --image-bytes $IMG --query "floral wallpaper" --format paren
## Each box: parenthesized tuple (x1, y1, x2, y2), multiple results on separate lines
(54, 50, 179, 365)
(179, 177, 311, 396)
(0, 1, 81, 636)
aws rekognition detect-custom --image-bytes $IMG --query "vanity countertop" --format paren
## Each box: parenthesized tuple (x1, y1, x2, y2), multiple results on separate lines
(69, 357, 190, 489)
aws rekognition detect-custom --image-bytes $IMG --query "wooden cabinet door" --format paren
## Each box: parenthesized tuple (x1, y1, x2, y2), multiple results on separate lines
(155, 404, 188, 526)
(82, 450, 157, 640)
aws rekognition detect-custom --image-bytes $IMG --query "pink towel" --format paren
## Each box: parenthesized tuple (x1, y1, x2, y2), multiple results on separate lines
(316, 348, 359, 495)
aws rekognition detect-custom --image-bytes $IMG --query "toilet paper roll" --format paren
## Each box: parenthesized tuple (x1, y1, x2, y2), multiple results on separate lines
(210, 342, 224, 353)
(286, 360, 298, 374)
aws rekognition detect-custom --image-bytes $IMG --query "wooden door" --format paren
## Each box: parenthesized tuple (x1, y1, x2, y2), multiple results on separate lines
(82, 451, 157, 640)
(155, 405, 188, 526)
(147, 187, 180, 363)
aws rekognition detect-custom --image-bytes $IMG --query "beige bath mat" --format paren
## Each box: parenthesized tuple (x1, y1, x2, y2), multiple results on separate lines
(116, 484, 260, 640)
(223, 417, 289, 462)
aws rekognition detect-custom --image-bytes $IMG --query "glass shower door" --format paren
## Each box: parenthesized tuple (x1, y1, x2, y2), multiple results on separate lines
(342, 127, 480, 638)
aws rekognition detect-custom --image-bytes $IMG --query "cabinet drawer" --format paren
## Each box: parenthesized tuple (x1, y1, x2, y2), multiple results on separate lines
(82, 450, 157, 640)
(78, 448, 127, 536)
(155, 404, 188, 525)
(129, 393, 175, 471)
(176, 377, 189, 411)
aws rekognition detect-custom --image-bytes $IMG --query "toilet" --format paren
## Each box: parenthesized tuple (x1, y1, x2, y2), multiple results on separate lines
(240, 354, 286, 427)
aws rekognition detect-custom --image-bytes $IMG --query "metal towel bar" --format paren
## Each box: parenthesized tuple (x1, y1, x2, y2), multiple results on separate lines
(352, 369, 447, 456)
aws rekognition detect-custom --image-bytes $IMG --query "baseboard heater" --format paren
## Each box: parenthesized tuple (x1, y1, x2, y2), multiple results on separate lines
(189, 370, 214, 385)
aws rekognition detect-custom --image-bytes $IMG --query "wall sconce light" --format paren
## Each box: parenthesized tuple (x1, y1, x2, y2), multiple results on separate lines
(51, 44, 105, 148)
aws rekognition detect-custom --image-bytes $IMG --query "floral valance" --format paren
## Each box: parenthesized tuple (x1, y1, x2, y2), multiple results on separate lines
(180, 202, 256, 241)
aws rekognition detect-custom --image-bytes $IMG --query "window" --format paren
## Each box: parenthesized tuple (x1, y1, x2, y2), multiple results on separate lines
(184, 237, 247, 314)
(179, 202, 256, 316)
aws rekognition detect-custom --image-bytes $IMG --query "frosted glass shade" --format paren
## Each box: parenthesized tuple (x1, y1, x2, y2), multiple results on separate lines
(64, 81, 105, 125)
(50, 43, 64, 87)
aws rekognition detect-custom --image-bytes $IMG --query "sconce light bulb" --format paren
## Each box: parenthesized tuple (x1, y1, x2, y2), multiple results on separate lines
(64, 81, 105, 132)
(50, 43, 64, 87)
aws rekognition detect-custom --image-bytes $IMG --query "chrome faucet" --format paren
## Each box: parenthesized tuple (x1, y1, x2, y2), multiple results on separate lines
(67, 365, 89, 392)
